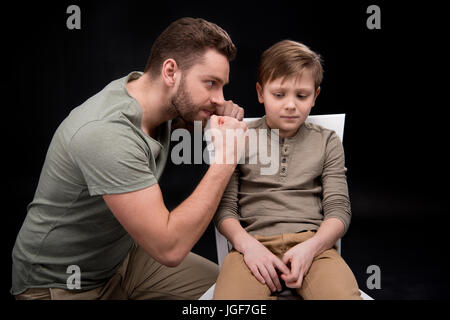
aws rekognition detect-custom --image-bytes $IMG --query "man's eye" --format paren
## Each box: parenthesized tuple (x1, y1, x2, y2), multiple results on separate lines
(206, 80, 214, 87)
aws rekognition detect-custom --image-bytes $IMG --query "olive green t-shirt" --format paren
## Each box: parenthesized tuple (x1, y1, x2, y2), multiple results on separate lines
(11, 72, 171, 295)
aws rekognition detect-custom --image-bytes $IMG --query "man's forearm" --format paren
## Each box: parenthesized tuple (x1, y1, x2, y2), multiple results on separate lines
(166, 163, 236, 260)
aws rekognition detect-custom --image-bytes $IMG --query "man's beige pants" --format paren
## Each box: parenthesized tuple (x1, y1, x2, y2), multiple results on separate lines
(213, 231, 362, 300)
(15, 243, 219, 300)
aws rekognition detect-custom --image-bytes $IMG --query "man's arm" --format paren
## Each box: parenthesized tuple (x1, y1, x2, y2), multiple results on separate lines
(104, 115, 247, 267)
(104, 163, 235, 267)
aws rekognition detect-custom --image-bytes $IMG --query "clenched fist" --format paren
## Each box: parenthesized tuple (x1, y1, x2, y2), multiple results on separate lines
(215, 100, 244, 121)
(209, 115, 248, 165)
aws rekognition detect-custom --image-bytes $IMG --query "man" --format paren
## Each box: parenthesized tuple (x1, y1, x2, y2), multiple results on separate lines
(12, 17, 247, 300)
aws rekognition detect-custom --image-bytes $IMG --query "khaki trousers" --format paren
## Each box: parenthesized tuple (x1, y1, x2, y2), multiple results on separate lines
(213, 231, 361, 300)
(15, 243, 218, 300)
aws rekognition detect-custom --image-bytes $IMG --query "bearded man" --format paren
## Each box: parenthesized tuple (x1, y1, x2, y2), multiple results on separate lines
(12, 17, 247, 300)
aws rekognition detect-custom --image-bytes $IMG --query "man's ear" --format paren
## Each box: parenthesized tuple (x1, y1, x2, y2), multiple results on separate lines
(311, 86, 321, 107)
(161, 58, 179, 87)
(256, 82, 264, 103)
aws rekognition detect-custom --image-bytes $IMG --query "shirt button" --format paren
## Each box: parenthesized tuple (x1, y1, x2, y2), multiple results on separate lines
(282, 158, 286, 163)
(281, 167, 286, 172)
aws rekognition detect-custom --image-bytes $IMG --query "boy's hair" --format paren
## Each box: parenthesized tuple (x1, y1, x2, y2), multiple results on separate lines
(144, 17, 236, 77)
(257, 40, 323, 89)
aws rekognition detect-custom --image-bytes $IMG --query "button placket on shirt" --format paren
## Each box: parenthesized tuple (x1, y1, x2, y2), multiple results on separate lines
(280, 138, 290, 177)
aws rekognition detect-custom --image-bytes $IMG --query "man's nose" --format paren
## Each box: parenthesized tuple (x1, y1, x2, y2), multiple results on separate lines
(211, 91, 225, 106)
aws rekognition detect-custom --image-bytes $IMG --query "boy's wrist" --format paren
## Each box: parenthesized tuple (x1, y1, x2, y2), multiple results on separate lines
(234, 232, 257, 254)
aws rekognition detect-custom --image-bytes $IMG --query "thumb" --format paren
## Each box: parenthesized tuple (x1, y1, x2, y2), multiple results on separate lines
(282, 253, 291, 265)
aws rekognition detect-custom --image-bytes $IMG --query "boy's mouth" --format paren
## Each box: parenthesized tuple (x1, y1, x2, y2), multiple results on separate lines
(280, 116, 300, 120)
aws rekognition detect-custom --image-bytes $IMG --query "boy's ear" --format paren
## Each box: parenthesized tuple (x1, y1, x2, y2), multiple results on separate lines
(311, 86, 321, 107)
(256, 82, 264, 103)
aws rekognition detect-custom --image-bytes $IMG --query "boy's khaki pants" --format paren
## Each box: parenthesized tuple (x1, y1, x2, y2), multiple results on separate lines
(15, 243, 219, 300)
(213, 231, 362, 300)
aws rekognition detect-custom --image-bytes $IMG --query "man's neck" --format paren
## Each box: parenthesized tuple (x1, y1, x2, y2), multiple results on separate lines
(125, 73, 176, 138)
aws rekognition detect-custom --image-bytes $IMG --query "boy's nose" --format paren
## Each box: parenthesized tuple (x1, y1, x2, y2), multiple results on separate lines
(285, 100, 296, 110)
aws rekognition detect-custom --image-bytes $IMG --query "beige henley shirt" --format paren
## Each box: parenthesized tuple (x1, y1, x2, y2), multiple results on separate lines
(213, 116, 351, 237)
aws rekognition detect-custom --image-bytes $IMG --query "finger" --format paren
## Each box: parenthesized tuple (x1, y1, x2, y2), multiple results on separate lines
(240, 121, 248, 132)
(258, 265, 277, 292)
(282, 253, 291, 265)
(222, 100, 233, 116)
(282, 272, 296, 284)
(230, 105, 240, 119)
(295, 271, 304, 288)
(267, 264, 283, 291)
(236, 107, 244, 121)
(273, 258, 291, 276)
(286, 271, 304, 289)
(283, 259, 299, 284)
(249, 264, 266, 285)
(214, 104, 224, 116)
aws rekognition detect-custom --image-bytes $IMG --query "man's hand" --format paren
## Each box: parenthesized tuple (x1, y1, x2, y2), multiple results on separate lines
(280, 241, 317, 289)
(215, 100, 244, 121)
(241, 237, 291, 293)
(209, 115, 247, 165)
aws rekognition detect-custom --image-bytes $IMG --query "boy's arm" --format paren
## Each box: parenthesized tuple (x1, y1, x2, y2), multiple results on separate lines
(281, 132, 350, 288)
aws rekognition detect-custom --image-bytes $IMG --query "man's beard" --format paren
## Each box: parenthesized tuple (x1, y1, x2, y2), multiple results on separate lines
(170, 76, 210, 126)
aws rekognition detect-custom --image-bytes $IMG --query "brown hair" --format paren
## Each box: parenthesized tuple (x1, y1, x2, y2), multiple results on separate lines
(144, 17, 236, 76)
(257, 40, 323, 89)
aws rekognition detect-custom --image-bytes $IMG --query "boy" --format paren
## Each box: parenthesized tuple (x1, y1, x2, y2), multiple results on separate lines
(213, 40, 361, 299)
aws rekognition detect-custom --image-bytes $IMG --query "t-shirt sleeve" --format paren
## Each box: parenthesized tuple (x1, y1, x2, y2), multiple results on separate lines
(68, 120, 157, 196)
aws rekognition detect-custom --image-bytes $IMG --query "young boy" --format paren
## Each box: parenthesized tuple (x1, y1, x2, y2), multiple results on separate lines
(213, 40, 362, 300)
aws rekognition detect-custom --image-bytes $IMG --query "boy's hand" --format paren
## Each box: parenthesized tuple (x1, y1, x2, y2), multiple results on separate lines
(215, 100, 244, 121)
(241, 237, 290, 292)
(280, 241, 317, 288)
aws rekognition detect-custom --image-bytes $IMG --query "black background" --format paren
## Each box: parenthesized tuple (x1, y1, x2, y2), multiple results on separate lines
(3, 0, 448, 302)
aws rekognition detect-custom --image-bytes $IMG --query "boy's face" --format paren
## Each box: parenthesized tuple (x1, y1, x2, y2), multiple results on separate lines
(256, 69, 320, 138)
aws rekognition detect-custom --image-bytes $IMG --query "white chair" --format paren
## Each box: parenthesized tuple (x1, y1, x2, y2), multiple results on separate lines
(200, 114, 373, 300)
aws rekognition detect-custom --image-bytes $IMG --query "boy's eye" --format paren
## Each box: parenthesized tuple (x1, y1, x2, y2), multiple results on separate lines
(273, 92, 284, 97)
(297, 95, 307, 99)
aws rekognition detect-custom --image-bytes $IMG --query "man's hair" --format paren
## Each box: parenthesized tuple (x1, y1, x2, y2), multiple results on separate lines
(257, 40, 323, 89)
(144, 17, 236, 76)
